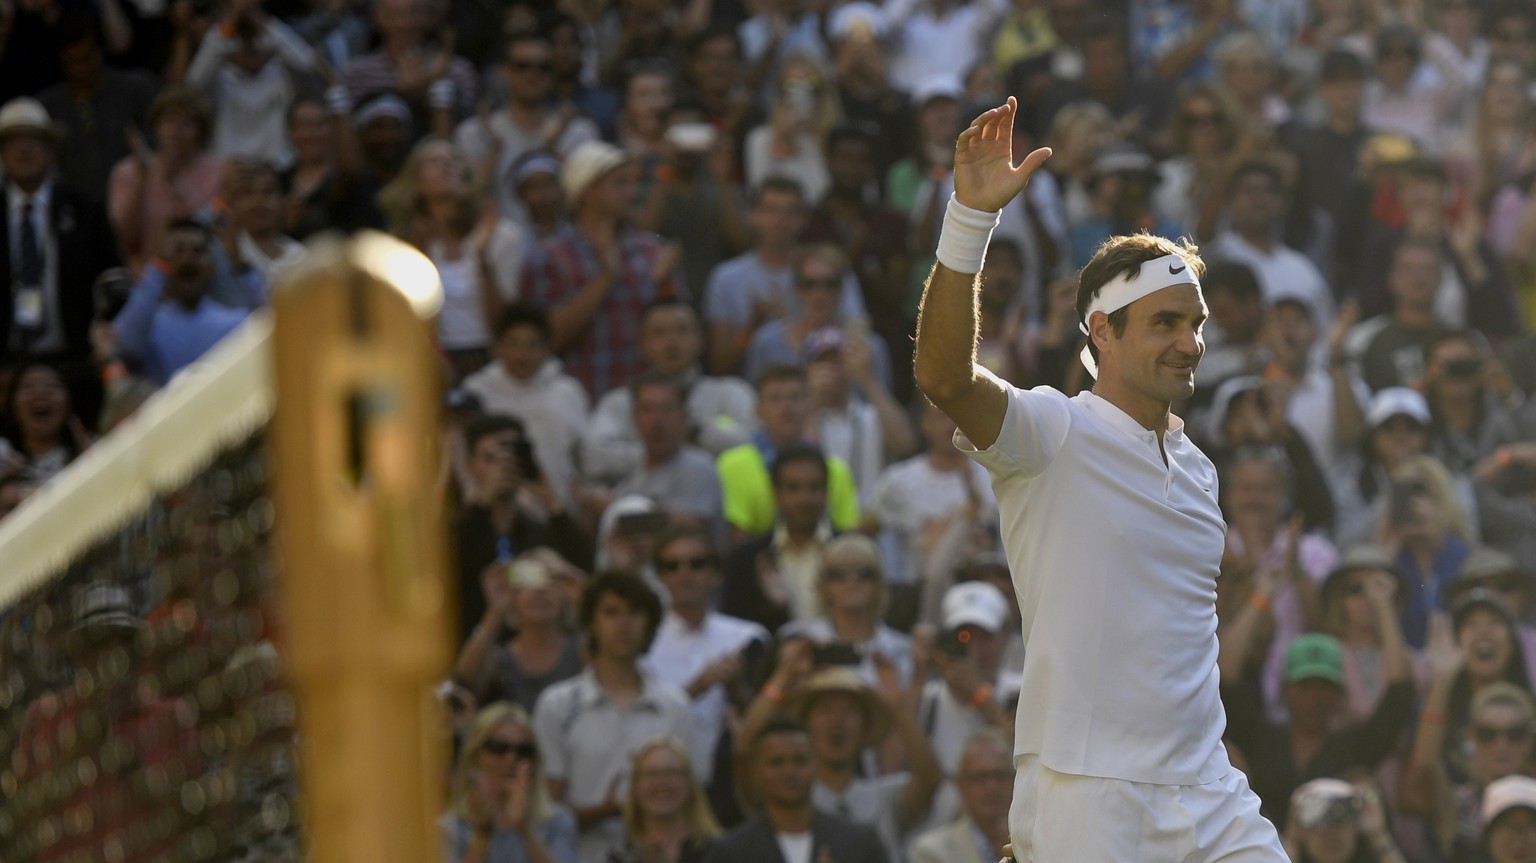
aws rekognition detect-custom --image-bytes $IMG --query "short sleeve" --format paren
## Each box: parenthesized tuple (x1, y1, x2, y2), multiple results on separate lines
(703, 263, 748, 328)
(954, 384, 1072, 478)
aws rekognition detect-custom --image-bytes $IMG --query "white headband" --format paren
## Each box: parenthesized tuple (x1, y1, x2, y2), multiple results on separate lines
(1077, 253, 1201, 378)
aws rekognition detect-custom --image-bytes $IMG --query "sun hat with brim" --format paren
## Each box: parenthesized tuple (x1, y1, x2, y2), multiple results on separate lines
(1484, 775, 1536, 830)
(561, 140, 631, 207)
(1321, 544, 1405, 606)
(0, 98, 63, 143)
(1458, 547, 1523, 584)
(1285, 633, 1345, 686)
(784, 666, 894, 745)
(1452, 587, 1517, 633)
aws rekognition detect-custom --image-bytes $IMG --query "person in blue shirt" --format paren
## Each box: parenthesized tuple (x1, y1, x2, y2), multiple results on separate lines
(112, 219, 264, 385)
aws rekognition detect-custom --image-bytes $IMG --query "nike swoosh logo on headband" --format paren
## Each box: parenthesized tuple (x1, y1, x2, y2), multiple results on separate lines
(1169, 263, 1187, 275)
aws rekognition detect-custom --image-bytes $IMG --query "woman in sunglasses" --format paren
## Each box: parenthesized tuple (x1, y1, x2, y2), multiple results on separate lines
(443, 702, 577, 863)
(777, 534, 913, 690)
(608, 737, 721, 863)
(1401, 680, 1536, 861)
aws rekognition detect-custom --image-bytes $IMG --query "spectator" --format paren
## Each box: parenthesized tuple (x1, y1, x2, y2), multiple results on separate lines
(610, 373, 726, 531)
(111, 219, 260, 385)
(1129, 0, 1233, 84)
(1317, 546, 1413, 723)
(453, 414, 590, 635)
(1284, 49, 1372, 288)
(744, 54, 837, 206)
(866, 402, 996, 589)
(461, 302, 590, 512)
(706, 718, 887, 863)
(441, 702, 579, 863)
(280, 97, 383, 240)
(635, 107, 749, 299)
(1423, 330, 1525, 476)
(882, 0, 998, 95)
(1214, 31, 1289, 130)
(610, 737, 722, 863)
(548, 16, 620, 141)
(185, 0, 317, 168)
(457, 32, 599, 224)
(1034, 100, 1113, 229)
(1204, 384, 1336, 533)
(703, 179, 864, 377)
(1363, 23, 1467, 155)
(738, 658, 939, 862)
(676, 28, 750, 147)
(108, 87, 226, 275)
(0, 361, 88, 485)
(1035, 16, 1165, 143)
(1343, 238, 1448, 392)
(616, 63, 674, 169)
(342, 0, 477, 126)
(1219, 624, 1414, 829)
(827, 14, 911, 181)
(643, 526, 771, 807)
(1209, 160, 1334, 320)
(0, 96, 119, 362)
(454, 552, 585, 715)
(886, 78, 961, 217)
(1067, 143, 1185, 269)
(777, 534, 915, 687)
(1480, 775, 1536, 863)
(354, 94, 413, 185)
(509, 152, 569, 243)
(721, 443, 838, 634)
(1155, 83, 1244, 242)
(378, 136, 522, 380)
(521, 140, 684, 398)
(227, 159, 305, 284)
(1384, 455, 1478, 649)
(581, 300, 756, 489)
(533, 571, 696, 862)
(1402, 678, 1536, 861)
(716, 366, 859, 538)
(802, 327, 916, 500)
(908, 729, 1013, 863)
(37, 20, 156, 204)
(1191, 260, 1263, 403)
(911, 582, 1016, 827)
(1281, 778, 1406, 863)
(743, 246, 891, 391)
(1445, 547, 1536, 680)
(1335, 387, 1439, 549)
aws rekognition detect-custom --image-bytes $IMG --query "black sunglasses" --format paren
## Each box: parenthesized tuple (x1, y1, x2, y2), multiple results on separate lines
(509, 59, 552, 74)
(483, 739, 539, 759)
(1475, 725, 1533, 745)
(825, 566, 879, 583)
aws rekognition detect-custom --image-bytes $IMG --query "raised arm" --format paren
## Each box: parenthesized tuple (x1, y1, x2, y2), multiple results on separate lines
(913, 98, 1050, 450)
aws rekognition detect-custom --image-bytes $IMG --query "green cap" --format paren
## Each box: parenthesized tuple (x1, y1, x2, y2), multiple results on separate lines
(1285, 633, 1345, 686)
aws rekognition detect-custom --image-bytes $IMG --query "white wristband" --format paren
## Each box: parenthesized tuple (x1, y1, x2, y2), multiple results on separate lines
(935, 194, 1001, 274)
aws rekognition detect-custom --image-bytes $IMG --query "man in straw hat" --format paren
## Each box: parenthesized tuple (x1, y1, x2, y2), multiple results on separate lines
(913, 96, 1287, 860)
(0, 96, 119, 361)
(737, 656, 941, 862)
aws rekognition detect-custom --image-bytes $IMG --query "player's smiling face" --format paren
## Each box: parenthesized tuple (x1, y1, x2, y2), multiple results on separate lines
(1102, 283, 1208, 404)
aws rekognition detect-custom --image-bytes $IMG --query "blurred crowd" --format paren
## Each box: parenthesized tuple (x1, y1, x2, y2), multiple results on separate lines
(2, 0, 1536, 860)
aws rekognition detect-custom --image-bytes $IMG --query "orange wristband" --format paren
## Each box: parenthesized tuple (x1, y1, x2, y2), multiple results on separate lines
(970, 683, 995, 709)
(101, 360, 127, 383)
(1249, 593, 1271, 613)
(762, 682, 785, 706)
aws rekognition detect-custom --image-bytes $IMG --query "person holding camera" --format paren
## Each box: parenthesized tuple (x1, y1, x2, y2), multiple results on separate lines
(910, 581, 1015, 830)
(775, 534, 914, 689)
(454, 552, 585, 715)
(1480, 775, 1536, 863)
(1379, 455, 1478, 649)
(1280, 778, 1406, 863)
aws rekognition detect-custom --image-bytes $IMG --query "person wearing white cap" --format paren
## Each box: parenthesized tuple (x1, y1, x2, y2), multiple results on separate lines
(520, 139, 684, 397)
(913, 97, 1286, 860)
(1482, 775, 1536, 863)
(911, 581, 1015, 831)
(0, 96, 120, 359)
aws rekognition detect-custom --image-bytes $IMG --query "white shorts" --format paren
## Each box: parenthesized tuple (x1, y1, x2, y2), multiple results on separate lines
(1008, 755, 1287, 863)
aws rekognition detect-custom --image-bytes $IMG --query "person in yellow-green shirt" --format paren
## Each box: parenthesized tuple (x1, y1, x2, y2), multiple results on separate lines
(717, 364, 860, 537)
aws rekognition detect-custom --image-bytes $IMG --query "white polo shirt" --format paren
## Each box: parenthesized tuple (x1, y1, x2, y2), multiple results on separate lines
(642, 611, 769, 781)
(958, 386, 1230, 786)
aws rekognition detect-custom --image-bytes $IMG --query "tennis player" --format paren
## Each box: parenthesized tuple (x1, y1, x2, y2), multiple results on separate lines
(913, 97, 1287, 862)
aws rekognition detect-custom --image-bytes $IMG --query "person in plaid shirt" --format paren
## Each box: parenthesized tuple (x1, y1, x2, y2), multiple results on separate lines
(520, 141, 684, 398)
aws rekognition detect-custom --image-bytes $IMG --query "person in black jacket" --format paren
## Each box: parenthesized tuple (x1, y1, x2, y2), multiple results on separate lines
(721, 445, 836, 634)
(454, 413, 592, 642)
(704, 718, 886, 863)
(1219, 556, 1416, 830)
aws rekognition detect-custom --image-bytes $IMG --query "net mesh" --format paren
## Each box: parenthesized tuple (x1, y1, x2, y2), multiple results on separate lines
(0, 429, 303, 863)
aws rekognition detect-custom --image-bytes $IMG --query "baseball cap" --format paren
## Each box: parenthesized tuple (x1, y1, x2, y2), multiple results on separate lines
(561, 140, 631, 206)
(1366, 387, 1431, 429)
(352, 94, 411, 129)
(1484, 775, 1536, 830)
(1293, 779, 1360, 828)
(942, 581, 1011, 633)
(1284, 633, 1345, 686)
(912, 75, 963, 108)
(1091, 142, 1160, 181)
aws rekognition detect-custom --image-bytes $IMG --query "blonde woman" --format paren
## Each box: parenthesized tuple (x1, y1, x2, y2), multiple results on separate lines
(1039, 101, 1115, 228)
(1155, 83, 1246, 241)
(378, 136, 523, 380)
(1380, 454, 1477, 650)
(743, 54, 838, 203)
(608, 737, 720, 863)
(443, 702, 578, 863)
(777, 533, 914, 689)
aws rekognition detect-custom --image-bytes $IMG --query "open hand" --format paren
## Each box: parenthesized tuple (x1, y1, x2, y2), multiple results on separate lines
(953, 97, 1052, 213)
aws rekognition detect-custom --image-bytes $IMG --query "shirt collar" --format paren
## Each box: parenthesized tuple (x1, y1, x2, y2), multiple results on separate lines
(573, 665, 667, 710)
(7, 180, 51, 214)
(772, 518, 833, 551)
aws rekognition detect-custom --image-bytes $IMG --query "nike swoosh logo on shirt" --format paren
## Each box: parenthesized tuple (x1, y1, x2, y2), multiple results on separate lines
(1170, 263, 1187, 275)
